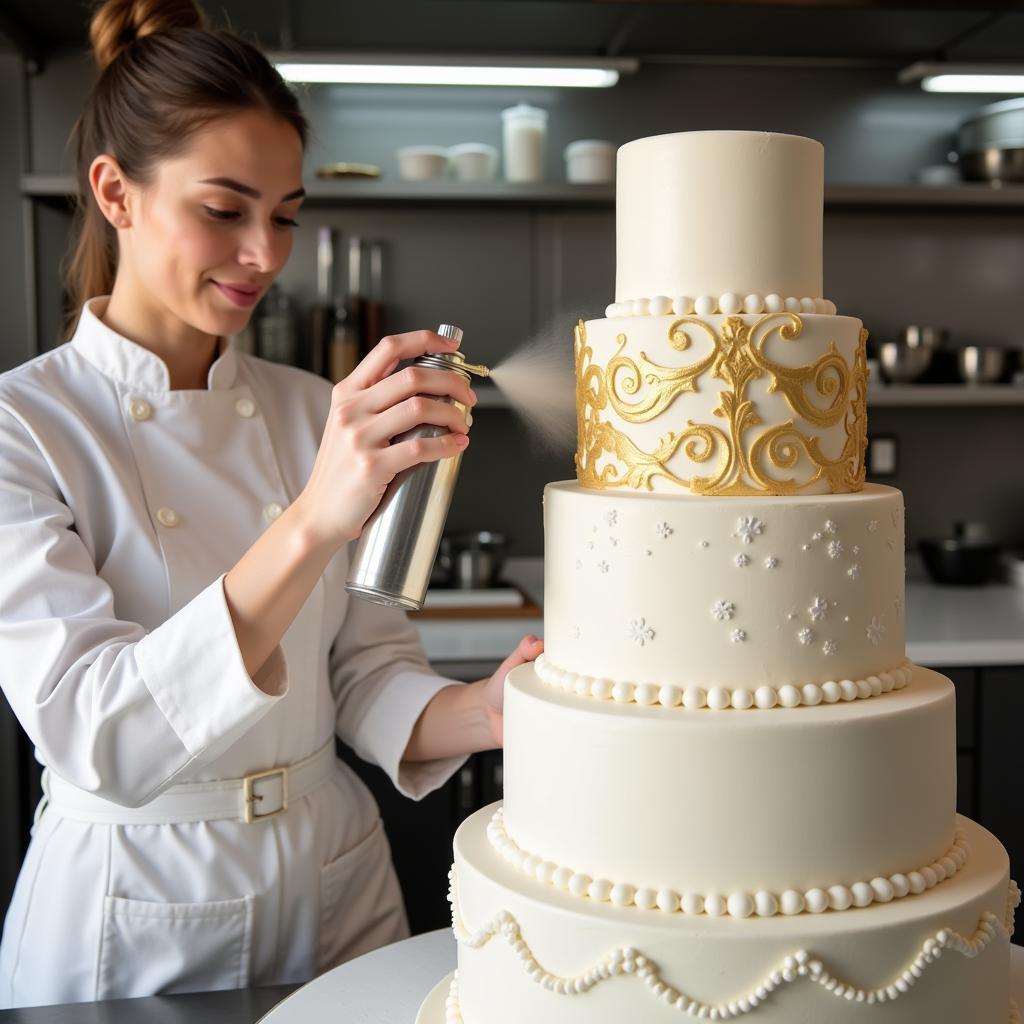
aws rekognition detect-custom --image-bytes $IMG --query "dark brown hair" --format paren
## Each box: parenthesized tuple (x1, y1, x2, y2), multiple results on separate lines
(65, 0, 308, 335)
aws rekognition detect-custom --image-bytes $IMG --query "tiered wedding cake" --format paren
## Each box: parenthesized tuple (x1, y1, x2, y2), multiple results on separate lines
(424, 131, 1019, 1023)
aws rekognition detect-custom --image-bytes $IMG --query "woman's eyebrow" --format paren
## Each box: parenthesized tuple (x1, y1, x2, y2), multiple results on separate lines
(198, 177, 306, 202)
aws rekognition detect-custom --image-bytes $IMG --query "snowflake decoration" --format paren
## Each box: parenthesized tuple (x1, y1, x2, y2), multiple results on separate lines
(827, 540, 844, 560)
(868, 520, 879, 533)
(808, 597, 829, 622)
(597, 560, 610, 574)
(801, 544, 810, 551)
(592, 525, 599, 533)
(764, 556, 779, 569)
(812, 531, 823, 542)
(609, 537, 618, 547)
(605, 510, 618, 526)
(887, 537, 896, 551)
(733, 516, 765, 544)
(825, 520, 837, 534)
(735, 553, 751, 568)
(575, 559, 583, 570)
(798, 628, 814, 645)
(644, 549, 652, 557)
(628, 618, 655, 646)
(891, 509, 899, 528)
(866, 616, 885, 647)
(587, 541, 595, 550)
(847, 564, 860, 580)
(711, 600, 735, 621)
(571, 625, 582, 640)
(822, 639, 838, 656)
(655, 521, 674, 539)
(787, 612, 797, 621)
(894, 596, 903, 619)
(730, 628, 747, 643)
(852, 545, 861, 555)
(698, 539, 709, 549)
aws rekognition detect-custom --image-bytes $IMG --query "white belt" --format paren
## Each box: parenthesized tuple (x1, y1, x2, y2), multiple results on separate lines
(39, 740, 337, 827)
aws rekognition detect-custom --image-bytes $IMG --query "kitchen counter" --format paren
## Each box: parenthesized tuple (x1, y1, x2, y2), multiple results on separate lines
(417, 557, 1024, 669)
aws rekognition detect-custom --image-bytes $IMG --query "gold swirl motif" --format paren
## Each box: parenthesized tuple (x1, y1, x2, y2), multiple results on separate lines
(575, 314, 868, 496)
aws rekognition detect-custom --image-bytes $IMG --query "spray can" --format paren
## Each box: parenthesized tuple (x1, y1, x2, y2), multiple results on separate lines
(345, 324, 490, 610)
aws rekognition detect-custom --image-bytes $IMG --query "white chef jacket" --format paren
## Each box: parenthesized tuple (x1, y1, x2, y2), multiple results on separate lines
(0, 297, 467, 1008)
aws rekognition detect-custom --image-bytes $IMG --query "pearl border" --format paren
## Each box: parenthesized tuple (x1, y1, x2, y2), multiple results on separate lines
(605, 293, 838, 319)
(447, 868, 1019, 1021)
(534, 652, 914, 711)
(487, 807, 970, 919)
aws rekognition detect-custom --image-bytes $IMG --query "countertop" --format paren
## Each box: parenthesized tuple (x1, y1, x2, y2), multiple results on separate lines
(416, 557, 1024, 668)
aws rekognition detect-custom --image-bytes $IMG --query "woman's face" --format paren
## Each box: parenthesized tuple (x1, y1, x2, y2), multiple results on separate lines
(126, 109, 305, 339)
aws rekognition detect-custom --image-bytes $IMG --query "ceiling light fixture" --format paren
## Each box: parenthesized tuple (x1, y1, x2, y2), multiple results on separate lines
(272, 54, 636, 88)
(899, 62, 1024, 94)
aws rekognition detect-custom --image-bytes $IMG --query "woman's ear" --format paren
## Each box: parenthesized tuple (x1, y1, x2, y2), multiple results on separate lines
(89, 153, 133, 229)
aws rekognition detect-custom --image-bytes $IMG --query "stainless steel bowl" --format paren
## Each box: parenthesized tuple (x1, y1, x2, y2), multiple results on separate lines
(959, 98, 1024, 183)
(878, 342, 933, 383)
(959, 147, 1024, 184)
(898, 325, 948, 350)
(957, 346, 1007, 384)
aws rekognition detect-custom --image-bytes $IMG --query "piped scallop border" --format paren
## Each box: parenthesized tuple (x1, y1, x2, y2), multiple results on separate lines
(605, 292, 838, 319)
(445, 868, 1020, 1022)
(487, 807, 970, 919)
(534, 652, 914, 711)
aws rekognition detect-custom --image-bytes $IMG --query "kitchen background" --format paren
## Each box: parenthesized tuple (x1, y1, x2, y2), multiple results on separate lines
(2, 0, 1024, 935)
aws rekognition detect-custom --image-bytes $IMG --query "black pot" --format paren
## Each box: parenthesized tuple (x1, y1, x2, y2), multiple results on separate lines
(919, 537, 1001, 586)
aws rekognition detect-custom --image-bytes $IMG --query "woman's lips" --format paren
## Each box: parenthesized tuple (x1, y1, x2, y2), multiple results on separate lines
(213, 281, 262, 308)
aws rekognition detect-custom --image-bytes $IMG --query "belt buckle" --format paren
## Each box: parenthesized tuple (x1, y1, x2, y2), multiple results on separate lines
(243, 766, 289, 824)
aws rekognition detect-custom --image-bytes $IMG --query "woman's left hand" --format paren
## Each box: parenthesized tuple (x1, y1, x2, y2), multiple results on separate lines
(480, 634, 544, 746)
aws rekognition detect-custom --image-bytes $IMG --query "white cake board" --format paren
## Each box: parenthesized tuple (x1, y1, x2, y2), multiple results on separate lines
(258, 930, 1024, 1023)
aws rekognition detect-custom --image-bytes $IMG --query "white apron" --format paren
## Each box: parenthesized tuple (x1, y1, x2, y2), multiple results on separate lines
(0, 298, 466, 1007)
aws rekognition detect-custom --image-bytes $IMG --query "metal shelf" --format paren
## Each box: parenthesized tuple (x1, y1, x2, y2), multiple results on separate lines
(868, 385, 1024, 407)
(20, 174, 1024, 210)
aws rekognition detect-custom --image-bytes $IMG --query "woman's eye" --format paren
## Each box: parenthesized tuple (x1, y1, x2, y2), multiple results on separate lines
(275, 217, 300, 228)
(204, 206, 240, 221)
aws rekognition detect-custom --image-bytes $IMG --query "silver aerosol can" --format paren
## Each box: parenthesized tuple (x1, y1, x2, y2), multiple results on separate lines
(345, 325, 490, 610)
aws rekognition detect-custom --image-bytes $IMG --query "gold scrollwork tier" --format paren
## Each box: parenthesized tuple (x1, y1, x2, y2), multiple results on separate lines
(574, 312, 868, 496)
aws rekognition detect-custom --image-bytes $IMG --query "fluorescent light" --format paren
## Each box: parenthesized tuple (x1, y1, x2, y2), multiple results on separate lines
(272, 55, 632, 88)
(900, 61, 1024, 94)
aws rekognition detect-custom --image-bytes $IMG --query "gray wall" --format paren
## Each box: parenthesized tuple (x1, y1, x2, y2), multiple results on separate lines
(8, 50, 1024, 553)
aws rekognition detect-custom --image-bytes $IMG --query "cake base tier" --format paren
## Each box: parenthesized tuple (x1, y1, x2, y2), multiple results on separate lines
(451, 806, 1014, 1024)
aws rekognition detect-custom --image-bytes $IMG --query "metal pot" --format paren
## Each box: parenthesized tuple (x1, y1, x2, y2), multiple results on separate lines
(441, 531, 509, 589)
(878, 342, 933, 383)
(958, 98, 1024, 183)
(898, 325, 948, 350)
(919, 522, 1001, 586)
(957, 345, 1007, 384)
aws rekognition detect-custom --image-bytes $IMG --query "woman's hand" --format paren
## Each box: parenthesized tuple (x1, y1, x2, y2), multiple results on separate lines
(479, 634, 544, 747)
(293, 330, 477, 551)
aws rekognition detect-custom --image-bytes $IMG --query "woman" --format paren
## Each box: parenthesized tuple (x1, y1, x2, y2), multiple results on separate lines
(0, 0, 541, 1007)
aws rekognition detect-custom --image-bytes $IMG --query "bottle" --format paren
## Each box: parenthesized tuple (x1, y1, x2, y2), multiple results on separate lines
(501, 103, 548, 182)
(255, 285, 297, 365)
(345, 325, 490, 610)
(328, 236, 363, 382)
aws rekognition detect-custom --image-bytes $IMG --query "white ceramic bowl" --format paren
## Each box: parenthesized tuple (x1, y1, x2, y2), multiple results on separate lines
(448, 143, 498, 182)
(396, 146, 450, 181)
(564, 139, 615, 183)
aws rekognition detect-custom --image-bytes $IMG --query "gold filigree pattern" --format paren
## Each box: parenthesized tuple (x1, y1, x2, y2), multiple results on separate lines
(575, 315, 868, 496)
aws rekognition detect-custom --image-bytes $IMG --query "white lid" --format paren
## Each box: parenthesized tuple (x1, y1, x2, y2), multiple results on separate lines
(396, 145, 450, 157)
(448, 143, 499, 156)
(501, 103, 548, 122)
(564, 139, 615, 158)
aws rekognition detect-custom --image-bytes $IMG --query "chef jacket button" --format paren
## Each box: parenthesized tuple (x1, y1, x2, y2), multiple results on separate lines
(235, 398, 256, 418)
(129, 398, 153, 422)
(156, 507, 181, 528)
(263, 502, 283, 522)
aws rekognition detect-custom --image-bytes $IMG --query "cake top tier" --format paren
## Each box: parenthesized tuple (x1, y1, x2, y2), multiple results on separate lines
(615, 131, 824, 304)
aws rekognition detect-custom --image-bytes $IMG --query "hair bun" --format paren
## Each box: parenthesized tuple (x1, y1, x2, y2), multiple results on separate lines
(89, 0, 205, 72)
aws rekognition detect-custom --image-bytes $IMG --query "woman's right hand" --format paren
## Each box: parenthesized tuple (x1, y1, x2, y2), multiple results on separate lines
(294, 330, 476, 551)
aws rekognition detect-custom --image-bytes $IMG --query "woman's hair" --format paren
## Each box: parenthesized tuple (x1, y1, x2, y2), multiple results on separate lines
(64, 0, 308, 335)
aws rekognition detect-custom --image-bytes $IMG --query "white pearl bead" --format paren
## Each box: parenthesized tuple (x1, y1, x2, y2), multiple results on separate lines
(672, 295, 694, 315)
(801, 683, 823, 706)
(778, 685, 802, 708)
(856, 679, 873, 700)
(658, 685, 682, 707)
(695, 295, 717, 317)
(708, 686, 731, 710)
(839, 679, 859, 701)
(921, 866, 939, 888)
(754, 891, 779, 917)
(890, 873, 911, 899)
(649, 295, 672, 316)
(784, 296, 802, 313)
(754, 686, 777, 709)
(574, 676, 589, 696)
(633, 297, 650, 316)
(605, 303, 617, 318)
(851, 881, 874, 907)
(569, 872, 592, 897)
(821, 681, 842, 703)
(780, 890, 804, 915)
(828, 885, 853, 911)
(731, 688, 754, 710)
(611, 681, 635, 703)
(879, 672, 895, 692)
(656, 889, 680, 913)
(805, 888, 829, 914)
(610, 883, 635, 907)
(704, 893, 727, 917)
(800, 297, 817, 314)
(591, 678, 613, 700)
(764, 293, 784, 313)
(871, 877, 896, 903)
(588, 878, 613, 902)
(718, 292, 741, 315)
(634, 683, 659, 706)
(907, 871, 926, 895)
(683, 686, 707, 709)
(537, 861, 557, 884)
(743, 294, 764, 314)
(552, 866, 573, 889)
(814, 297, 830, 314)
(727, 892, 754, 918)
(867, 675, 883, 697)
(822, 299, 837, 315)
(635, 887, 657, 910)
(682, 892, 704, 916)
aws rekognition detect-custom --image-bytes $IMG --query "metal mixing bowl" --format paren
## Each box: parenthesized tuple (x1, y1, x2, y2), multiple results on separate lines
(878, 342, 933, 383)
(959, 146, 1024, 184)
(957, 346, 1007, 384)
(898, 325, 948, 350)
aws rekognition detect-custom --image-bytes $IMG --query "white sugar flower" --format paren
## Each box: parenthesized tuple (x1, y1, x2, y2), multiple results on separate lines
(731, 628, 747, 643)
(735, 553, 751, 568)
(655, 521, 674, 539)
(575, 559, 583, 570)
(764, 556, 779, 569)
(866, 616, 885, 647)
(847, 564, 860, 580)
(571, 625, 582, 640)
(712, 600, 735, 621)
(733, 516, 765, 544)
(628, 618, 655, 646)
(605, 510, 618, 526)
(812, 531, 823, 542)
(798, 628, 814, 645)
(809, 597, 829, 621)
(827, 540, 844, 560)
(868, 520, 879, 533)
(597, 560, 610, 574)
(822, 639, 838, 656)
(609, 537, 619, 547)
(825, 520, 837, 534)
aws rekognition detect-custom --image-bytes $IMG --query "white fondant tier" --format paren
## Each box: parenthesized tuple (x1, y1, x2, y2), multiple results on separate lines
(452, 807, 1014, 1024)
(575, 311, 867, 496)
(615, 132, 823, 304)
(501, 664, 955, 900)
(544, 481, 904, 689)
